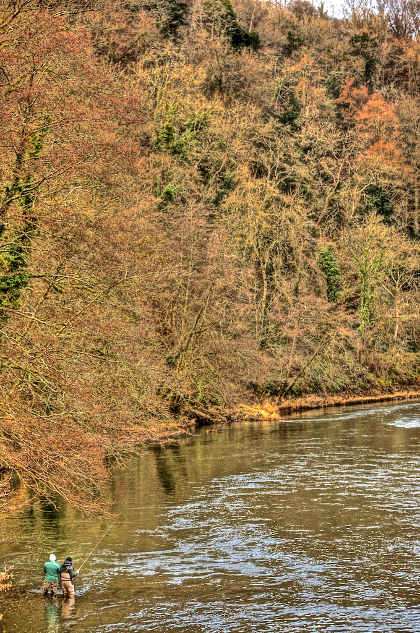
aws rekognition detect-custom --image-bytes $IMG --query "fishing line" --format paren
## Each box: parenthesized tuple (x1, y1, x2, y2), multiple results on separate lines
(78, 528, 110, 573)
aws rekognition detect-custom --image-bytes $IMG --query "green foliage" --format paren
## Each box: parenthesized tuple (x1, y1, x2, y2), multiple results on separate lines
(165, 352, 178, 368)
(349, 32, 378, 85)
(213, 173, 236, 206)
(308, 364, 324, 392)
(357, 247, 385, 330)
(283, 29, 304, 57)
(0, 124, 48, 321)
(158, 182, 181, 209)
(0, 244, 26, 272)
(200, 0, 260, 50)
(325, 71, 344, 99)
(319, 246, 341, 302)
(0, 181, 36, 321)
(216, 0, 260, 49)
(156, 0, 188, 37)
(365, 184, 393, 224)
(29, 130, 45, 160)
(275, 81, 302, 128)
(263, 380, 286, 397)
(0, 272, 30, 319)
(155, 103, 210, 159)
(230, 24, 260, 51)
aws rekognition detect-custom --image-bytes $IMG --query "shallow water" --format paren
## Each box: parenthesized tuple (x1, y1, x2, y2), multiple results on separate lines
(1, 400, 419, 632)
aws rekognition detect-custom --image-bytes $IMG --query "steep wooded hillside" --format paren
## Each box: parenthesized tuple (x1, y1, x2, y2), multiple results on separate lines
(0, 0, 419, 510)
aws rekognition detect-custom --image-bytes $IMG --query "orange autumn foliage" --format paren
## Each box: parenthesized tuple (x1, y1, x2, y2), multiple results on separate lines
(336, 78, 369, 119)
(354, 92, 399, 132)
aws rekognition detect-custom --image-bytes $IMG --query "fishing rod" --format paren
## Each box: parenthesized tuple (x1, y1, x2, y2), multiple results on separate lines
(78, 528, 109, 573)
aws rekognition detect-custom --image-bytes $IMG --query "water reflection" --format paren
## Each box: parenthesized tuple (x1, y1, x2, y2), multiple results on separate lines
(61, 596, 75, 621)
(0, 400, 419, 633)
(45, 600, 59, 633)
(42, 597, 76, 631)
(152, 445, 177, 495)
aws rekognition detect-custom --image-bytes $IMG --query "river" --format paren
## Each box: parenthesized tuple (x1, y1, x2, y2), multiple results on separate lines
(0, 400, 419, 632)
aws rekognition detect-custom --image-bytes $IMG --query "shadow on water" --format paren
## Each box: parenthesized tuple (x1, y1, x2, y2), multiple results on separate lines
(20, 498, 36, 533)
(151, 445, 177, 496)
(40, 496, 65, 527)
(151, 442, 192, 497)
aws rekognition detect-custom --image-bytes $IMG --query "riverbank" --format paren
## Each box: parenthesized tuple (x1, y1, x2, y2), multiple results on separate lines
(1, 388, 420, 518)
(237, 389, 420, 421)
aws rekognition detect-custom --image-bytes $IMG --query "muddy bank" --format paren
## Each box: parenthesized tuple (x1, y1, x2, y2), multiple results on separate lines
(237, 389, 420, 421)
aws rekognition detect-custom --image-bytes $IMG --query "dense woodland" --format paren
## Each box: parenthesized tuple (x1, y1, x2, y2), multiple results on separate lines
(0, 0, 419, 511)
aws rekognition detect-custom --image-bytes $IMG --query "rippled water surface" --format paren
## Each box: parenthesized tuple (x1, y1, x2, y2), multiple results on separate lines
(1, 401, 419, 632)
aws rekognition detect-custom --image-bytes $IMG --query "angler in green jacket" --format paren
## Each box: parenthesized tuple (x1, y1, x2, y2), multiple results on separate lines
(42, 554, 60, 597)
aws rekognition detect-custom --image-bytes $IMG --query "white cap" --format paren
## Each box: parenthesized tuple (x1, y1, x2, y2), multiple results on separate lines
(49, 554, 56, 561)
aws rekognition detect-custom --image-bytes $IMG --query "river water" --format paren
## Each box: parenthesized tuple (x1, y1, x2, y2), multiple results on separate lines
(1, 401, 419, 632)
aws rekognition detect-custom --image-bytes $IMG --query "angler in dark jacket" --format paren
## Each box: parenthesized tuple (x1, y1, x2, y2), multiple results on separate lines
(60, 556, 79, 598)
